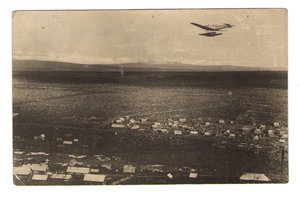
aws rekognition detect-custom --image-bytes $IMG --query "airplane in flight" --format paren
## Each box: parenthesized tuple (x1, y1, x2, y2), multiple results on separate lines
(191, 23, 234, 31)
(191, 22, 234, 37)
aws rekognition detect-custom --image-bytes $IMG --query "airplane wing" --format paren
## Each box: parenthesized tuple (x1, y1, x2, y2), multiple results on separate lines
(190, 23, 216, 31)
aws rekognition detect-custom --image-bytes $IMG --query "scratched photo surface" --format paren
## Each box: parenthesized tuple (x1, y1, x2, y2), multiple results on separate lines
(12, 9, 287, 185)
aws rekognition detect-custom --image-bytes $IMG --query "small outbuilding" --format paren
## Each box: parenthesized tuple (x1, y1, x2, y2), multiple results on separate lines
(219, 119, 225, 124)
(50, 174, 72, 181)
(123, 165, 136, 173)
(13, 166, 31, 176)
(66, 166, 90, 174)
(22, 163, 49, 172)
(101, 164, 112, 170)
(34, 134, 46, 141)
(190, 131, 198, 135)
(268, 130, 274, 136)
(111, 124, 126, 128)
(240, 173, 271, 182)
(31, 174, 48, 181)
(174, 130, 182, 135)
(83, 174, 106, 183)
(254, 129, 262, 135)
(167, 173, 173, 179)
(279, 139, 286, 143)
(131, 125, 140, 130)
(274, 122, 280, 127)
(159, 129, 168, 133)
(205, 122, 211, 126)
(179, 118, 186, 123)
(204, 132, 211, 136)
(90, 169, 99, 173)
(189, 172, 198, 178)
(229, 134, 236, 138)
(63, 140, 73, 145)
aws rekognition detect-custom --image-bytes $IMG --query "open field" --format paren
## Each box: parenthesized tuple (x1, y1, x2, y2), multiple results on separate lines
(13, 71, 288, 184)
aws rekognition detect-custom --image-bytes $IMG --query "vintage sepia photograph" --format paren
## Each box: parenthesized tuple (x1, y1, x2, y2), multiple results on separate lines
(12, 9, 288, 185)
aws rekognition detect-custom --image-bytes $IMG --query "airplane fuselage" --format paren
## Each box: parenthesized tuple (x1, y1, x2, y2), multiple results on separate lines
(191, 23, 234, 31)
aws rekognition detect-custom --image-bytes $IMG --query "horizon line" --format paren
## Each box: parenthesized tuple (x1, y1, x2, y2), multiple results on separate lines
(12, 58, 288, 71)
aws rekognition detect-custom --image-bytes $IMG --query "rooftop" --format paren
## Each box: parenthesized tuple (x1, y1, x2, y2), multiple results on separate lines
(51, 174, 72, 180)
(31, 174, 48, 181)
(14, 166, 31, 175)
(83, 174, 106, 182)
(123, 165, 136, 173)
(66, 166, 90, 174)
(240, 173, 270, 182)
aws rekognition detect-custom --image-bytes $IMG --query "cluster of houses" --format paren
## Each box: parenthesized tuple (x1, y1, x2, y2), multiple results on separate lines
(240, 122, 288, 143)
(13, 162, 107, 184)
(13, 115, 287, 184)
(32, 132, 90, 150)
(56, 133, 81, 148)
(13, 152, 126, 184)
(13, 151, 204, 185)
(111, 115, 288, 143)
(13, 152, 272, 184)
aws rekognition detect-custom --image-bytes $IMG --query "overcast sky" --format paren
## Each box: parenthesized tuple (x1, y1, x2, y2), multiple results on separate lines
(13, 9, 287, 69)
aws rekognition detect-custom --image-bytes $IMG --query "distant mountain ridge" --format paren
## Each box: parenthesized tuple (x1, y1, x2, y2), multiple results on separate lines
(12, 59, 285, 72)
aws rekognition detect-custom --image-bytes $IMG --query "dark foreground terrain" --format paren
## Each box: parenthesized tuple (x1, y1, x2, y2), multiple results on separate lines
(13, 71, 288, 185)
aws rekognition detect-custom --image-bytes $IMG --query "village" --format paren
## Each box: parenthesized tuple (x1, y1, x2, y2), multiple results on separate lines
(111, 115, 288, 142)
(13, 114, 288, 185)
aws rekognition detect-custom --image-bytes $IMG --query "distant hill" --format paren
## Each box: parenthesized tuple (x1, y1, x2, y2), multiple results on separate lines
(13, 59, 119, 72)
(12, 59, 284, 72)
